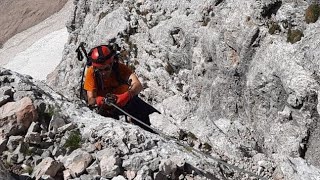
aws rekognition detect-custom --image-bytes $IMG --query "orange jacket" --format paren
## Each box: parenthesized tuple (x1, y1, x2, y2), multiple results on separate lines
(84, 63, 132, 96)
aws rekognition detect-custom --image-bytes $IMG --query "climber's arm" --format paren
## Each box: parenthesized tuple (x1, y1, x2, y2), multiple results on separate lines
(87, 90, 97, 106)
(127, 73, 143, 97)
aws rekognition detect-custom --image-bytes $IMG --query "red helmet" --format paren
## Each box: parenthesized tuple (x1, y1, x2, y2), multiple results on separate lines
(89, 45, 114, 67)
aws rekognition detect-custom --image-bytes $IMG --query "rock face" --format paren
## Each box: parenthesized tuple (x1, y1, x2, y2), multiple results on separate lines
(48, 0, 320, 179)
(2, 0, 320, 179)
(0, 68, 227, 179)
(0, 97, 38, 139)
(31, 157, 63, 180)
(0, 68, 61, 179)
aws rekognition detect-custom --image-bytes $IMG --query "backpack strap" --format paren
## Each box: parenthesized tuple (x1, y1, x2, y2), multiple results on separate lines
(94, 69, 105, 91)
(93, 61, 129, 92)
(112, 60, 130, 86)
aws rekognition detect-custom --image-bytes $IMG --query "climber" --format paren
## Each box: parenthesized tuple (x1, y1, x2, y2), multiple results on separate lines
(83, 44, 159, 132)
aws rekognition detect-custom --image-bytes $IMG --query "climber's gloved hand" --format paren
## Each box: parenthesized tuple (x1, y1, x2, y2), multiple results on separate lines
(104, 94, 117, 105)
(115, 91, 131, 107)
(95, 96, 105, 107)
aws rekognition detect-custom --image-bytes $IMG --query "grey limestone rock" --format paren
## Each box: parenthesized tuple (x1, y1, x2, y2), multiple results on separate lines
(2, 0, 320, 179)
(47, 0, 320, 178)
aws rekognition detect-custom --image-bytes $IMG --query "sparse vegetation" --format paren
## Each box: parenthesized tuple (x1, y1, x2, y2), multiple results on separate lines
(4, 159, 12, 169)
(184, 146, 193, 152)
(268, 21, 281, 34)
(64, 130, 82, 151)
(287, 29, 304, 44)
(24, 147, 34, 156)
(47, 105, 56, 118)
(38, 104, 57, 121)
(305, 4, 320, 24)
(23, 165, 33, 175)
(187, 132, 198, 140)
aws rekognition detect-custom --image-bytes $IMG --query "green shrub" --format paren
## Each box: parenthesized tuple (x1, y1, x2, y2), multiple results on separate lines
(187, 132, 198, 140)
(185, 146, 193, 152)
(24, 147, 34, 156)
(287, 29, 304, 44)
(64, 130, 82, 151)
(47, 105, 56, 118)
(268, 21, 281, 34)
(305, 4, 320, 24)
(23, 166, 33, 175)
(38, 104, 57, 121)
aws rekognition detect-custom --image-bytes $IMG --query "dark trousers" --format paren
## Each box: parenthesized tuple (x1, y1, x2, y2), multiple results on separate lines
(100, 96, 160, 133)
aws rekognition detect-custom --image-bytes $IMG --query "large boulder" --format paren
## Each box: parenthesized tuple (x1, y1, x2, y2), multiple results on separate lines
(62, 149, 93, 177)
(31, 157, 63, 180)
(0, 97, 38, 139)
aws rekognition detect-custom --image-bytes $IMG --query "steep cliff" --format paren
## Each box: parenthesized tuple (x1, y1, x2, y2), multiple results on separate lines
(20, 0, 320, 179)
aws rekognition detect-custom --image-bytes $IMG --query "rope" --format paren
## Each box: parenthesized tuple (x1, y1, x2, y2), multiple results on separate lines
(109, 102, 267, 180)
